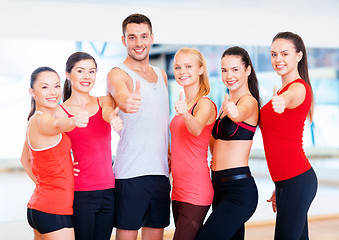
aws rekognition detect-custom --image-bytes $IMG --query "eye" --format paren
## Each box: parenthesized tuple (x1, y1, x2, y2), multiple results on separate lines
(282, 53, 288, 56)
(221, 69, 227, 73)
(174, 66, 181, 70)
(186, 65, 192, 69)
(142, 35, 149, 39)
(129, 36, 135, 40)
(271, 53, 277, 57)
(55, 85, 61, 88)
(90, 70, 96, 74)
(42, 86, 48, 89)
(234, 68, 239, 72)
(77, 70, 83, 73)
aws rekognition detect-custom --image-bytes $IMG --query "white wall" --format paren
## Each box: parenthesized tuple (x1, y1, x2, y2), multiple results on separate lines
(0, 0, 339, 47)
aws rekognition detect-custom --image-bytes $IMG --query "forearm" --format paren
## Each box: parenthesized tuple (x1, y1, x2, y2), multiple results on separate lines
(181, 113, 205, 136)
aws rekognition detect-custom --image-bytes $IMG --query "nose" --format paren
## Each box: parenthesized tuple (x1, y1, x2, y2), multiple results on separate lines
(226, 71, 233, 79)
(84, 72, 90, 79)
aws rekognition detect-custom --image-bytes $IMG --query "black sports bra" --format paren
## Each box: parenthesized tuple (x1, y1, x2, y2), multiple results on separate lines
(212, 113, 257, 141)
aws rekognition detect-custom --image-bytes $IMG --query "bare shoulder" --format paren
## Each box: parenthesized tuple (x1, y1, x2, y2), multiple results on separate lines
(238, 95, 258, 108)
(195, 97, 216, 115)
(107, 68, 130, 82)
(287, 82, 306, 94)
(99, 95, 114, 105)
(107, 67, 133, 93)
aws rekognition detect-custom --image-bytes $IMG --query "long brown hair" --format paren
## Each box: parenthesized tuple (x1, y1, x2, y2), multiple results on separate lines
(272, 31, 314, 122)
(174, 48, 210, 110)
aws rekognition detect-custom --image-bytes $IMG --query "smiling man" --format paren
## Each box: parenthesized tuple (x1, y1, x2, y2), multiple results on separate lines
(107, 13, 170, 240)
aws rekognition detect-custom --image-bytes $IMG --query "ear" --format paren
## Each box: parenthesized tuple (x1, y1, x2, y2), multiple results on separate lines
(246, 65, 251, 77)
(65, 72, 71, 82)
(121, 35, 127, 47)
(29, 88, 35, 98)
(150, 33, 154, 44)
(199, 66, 204, 76)
(297, 51, 303, 63)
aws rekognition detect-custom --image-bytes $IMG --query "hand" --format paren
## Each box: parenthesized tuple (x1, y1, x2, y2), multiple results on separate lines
(126, 80, 141, 113)
(73, 106, 89, 128)
(272, 86, 285, 114)
(175, 92, 188, 116)
(110, 107, 123, 132)
(221, 93, 239, 118)
(267, 190, 277, 213)
(73, 162, 80, 177)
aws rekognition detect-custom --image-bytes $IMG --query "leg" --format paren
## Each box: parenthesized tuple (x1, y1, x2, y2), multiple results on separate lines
(33, 229, 44, 240)
(94, 189, 115, 240)
(172, 201, 210, 240)
(43, 228, 75, 240)
(72, 191, 98, 240)
(116, 229, 138, 240)
(274, 168, 317, 240)
(141, 227, 164, 240)
(197, 175, 258, 240)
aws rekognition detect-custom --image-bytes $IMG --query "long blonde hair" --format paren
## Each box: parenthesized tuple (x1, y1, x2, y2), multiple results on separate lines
(174, 48, 210, 110)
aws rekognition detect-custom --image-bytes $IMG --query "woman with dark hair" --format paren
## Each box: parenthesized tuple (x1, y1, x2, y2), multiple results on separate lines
(260, 31, 317, 240)
(197, 46, 260, 240)
(170, 48, 217, 240)
(55, 52, 123, 240)
(21, 66, 89, 240)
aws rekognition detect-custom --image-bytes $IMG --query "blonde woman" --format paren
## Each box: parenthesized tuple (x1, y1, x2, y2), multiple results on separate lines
(170, 48, 217, 240)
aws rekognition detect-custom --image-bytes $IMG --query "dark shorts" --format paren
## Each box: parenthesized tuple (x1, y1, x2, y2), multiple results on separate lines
(73, 188, 115, 240)
(27, 208, 73, 234)
(115, 175, 171, 230)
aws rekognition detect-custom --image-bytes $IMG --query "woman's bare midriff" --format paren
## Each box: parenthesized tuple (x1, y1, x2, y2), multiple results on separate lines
(211, 139, 253, 171)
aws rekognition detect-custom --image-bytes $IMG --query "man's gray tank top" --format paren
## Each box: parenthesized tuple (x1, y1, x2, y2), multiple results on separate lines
(114, 63, 169, 179)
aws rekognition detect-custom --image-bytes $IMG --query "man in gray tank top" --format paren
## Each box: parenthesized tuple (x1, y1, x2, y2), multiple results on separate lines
(107, 14, 170, 240)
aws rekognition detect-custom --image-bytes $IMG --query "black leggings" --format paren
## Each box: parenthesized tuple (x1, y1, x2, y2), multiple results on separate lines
(196, 167, 258, 240)
(172, 200, 210, 240)
(274, 168, 318, 240)
(72, 188, 115, 240)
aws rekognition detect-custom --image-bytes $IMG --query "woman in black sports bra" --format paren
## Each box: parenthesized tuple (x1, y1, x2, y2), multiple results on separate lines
(197, 47, 261, 240)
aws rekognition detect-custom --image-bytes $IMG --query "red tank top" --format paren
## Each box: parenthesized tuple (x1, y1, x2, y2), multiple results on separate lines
(60, 99, 115, 191)
(259, 79, 312, 182)
(28, 132, 74, 215)
(170, 98, 216, 206)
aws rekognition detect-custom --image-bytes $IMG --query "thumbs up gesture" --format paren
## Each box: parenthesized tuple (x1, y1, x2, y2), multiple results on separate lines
(73, 104, 89, 128)
(221, 93, 239, 118)
(109, 107, 123, 132)
(271, 86, 285, 114)
(175, 92, 188, 116)
(126, 80, 141, 113)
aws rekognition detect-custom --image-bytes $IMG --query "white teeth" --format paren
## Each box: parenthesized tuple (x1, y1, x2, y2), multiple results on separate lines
(81, 82, 90, 86)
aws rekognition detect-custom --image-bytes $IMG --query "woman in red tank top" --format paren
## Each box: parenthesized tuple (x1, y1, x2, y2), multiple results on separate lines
(55, 52, 123, 240)
(170, 48, 217, 240)
(260, 32, 318, 239)
(20, 67, 89, 240)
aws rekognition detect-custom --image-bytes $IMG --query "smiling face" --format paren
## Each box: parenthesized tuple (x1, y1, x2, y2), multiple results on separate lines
(271, 38, 303, 79)
(173, 52, 204, 89)
(221, 55, 251, 93)
(122, 23, 154, 62)
(30, 71, 61, 109)
(66, 59, 97, 93)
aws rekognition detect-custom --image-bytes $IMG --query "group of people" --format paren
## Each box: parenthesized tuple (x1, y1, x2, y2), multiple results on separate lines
(20, 13, 318, 240)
